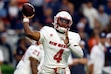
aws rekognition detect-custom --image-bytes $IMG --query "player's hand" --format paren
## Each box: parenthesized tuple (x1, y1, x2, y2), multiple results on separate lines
(23, 14, 34, 19)
(62, 30, 69, 45)
(23, 14, 34, 23)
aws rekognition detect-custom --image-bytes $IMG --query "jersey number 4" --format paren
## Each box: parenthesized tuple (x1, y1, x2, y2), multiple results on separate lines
(54, 49, 64, 63)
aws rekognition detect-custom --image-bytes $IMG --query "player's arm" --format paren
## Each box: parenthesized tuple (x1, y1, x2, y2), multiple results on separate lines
(29, 57, 39, 74)
(69, 45, 83, 58)
(63, 31, 83, 58)
(23, 17, 40, 41)
(72, 58, 88, 65)
(88, 64, 94, 74)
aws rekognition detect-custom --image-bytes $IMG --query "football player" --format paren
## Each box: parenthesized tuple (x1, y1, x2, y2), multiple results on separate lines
(23, 11, 83, 74)
(14, 42, 44, 74)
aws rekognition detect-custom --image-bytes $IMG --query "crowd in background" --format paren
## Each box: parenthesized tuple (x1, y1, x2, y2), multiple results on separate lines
(0, 0, 111, 74)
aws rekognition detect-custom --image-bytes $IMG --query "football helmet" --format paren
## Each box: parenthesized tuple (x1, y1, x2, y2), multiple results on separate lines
(53, 11, 73, 33)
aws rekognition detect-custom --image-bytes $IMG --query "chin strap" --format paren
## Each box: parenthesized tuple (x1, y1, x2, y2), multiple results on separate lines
(56, 29, 65, 34)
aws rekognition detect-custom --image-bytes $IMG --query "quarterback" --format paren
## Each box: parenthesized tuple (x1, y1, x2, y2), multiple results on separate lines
(23, 11, 83, 74)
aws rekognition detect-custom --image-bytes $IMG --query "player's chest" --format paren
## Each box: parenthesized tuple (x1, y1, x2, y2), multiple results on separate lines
(48, 41, 70, 56)
(46, 32, 65, 42)
(45, 33, 69, 52)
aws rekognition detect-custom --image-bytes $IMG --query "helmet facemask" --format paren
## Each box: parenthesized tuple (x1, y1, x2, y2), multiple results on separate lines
(53, 11, 72, 34)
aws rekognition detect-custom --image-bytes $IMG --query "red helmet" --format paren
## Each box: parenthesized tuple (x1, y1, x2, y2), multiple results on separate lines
(53, 11, 73, 33)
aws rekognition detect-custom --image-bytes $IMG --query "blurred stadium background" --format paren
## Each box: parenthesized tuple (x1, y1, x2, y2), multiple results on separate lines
(0, 0, 111, 74)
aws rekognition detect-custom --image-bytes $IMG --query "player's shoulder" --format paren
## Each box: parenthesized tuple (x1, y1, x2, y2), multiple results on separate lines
(68, 31, 80, 38)
(91, 45, 99, 53)
(28, 44, 40, 51)
(40, 26, 55, 35)
(41, 26, 54, 31)
(28, 44, 38, 49)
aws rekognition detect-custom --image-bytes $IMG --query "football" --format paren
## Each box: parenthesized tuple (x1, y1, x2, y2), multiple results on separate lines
(22, 3, 35, 17)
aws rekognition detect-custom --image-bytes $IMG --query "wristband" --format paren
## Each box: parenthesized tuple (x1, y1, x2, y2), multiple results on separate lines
(67, 42, 71, 47)
(23, 18, 29, 23)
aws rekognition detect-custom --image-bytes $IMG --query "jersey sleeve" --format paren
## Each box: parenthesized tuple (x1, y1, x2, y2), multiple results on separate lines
(28, 45, 43, 62)
(39, 26, 48, 43)
(69, 32, 81, 45)
(73, 33, 81, 45)
(69, 32, 83, 58)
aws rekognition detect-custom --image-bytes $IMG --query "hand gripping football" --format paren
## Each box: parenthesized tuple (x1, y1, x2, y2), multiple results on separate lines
(22, 3, 35, 18)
